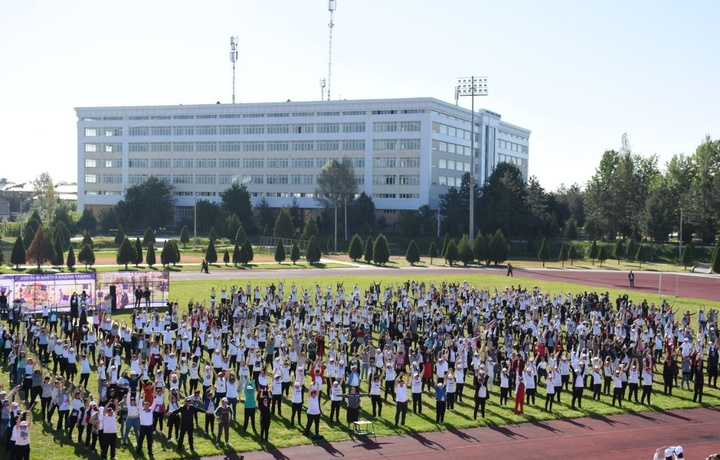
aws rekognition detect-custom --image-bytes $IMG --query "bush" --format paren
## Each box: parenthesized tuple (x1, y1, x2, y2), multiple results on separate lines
(348, 234, 363, 261)
(373, 234, 390, 265)
(445, 240, 459, 266)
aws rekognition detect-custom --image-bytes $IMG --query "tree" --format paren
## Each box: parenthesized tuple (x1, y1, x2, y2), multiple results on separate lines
(146, 244, 156, 268)
(180, 225, 190, 248)
(52, 233, 64, 267)
(428, 241, 438, 265)
(348, 234, 364, 261)
(613, 241, 625, 265)
(635, 244, 648, 268)
(116, 237, 136, 270)
(255, 199, 274, 235)
(315, 158, 357, 252)
(598, 244, 608, 267)
(563, 217, 578, 240)
(115, 175, 175, 230)
(397, 210, 421, 238)
(626, 240, 636, 262)
(473, 233, 488, 265)
(220, 183, 253, 221)
(568, 244, 579, 266)
(478, 164, 528, 238)
(441, 234, 451, 259)
(588, 241, 599, 265)
(76, 207, 98, 235)
(232, 244, 242, 267)
(405, 240, 420, 266)
(55, 221, 71, 251)
(142, 227, 156, 247)
(305, 235, 321, 265)
(711, 243, 720, 274)
(134, 238, 143, 267)
(10, 236, 25, 269)
(290, 242, 301, 265)
(263, 224, 271, 237)
(274, 240, 286, 264)
(66, 246, 76, 271)
(31, 172, 58, 228)
(274, 207, 296, 239)
(114, 224, 125, 246)
(681, 243, 694, 270)
(373, 234, 390, 266)
(78, 244, 95, 270)
(488, 229, 509, 266)
(160, 242, 174, 267)
(347, 192, 376, 235)
(226, 214, 242, 242)
(223, 249, 230, 266)
(26, 226, 55, 270)
(526, 238, 536, 260)
(242, 240, 254, 263)
(235, 226, 248, 247)
(302, 215, 319, 240)
(169, 240, 181, 266)
(205, 240, 218, 264)
(326, 236, 334, 254)
(239, 244, 250, 266)
(445, 241, 459, 267)
(538, 238, 551, 267)
(457, 235, 474, 267)
(83, 231, 93, 248)
(363, 236, 374, 263)
(558, 242, 568, 267)
(208, 228, 217, 243)
(23, 226, 35, 250)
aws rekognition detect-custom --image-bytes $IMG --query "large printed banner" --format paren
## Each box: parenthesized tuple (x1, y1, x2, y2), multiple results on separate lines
(96, 271, 170, 309)
(0, 274, 95, 313)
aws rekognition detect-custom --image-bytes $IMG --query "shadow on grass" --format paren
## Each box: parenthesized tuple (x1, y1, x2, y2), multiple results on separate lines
(649, 406, 699, 423)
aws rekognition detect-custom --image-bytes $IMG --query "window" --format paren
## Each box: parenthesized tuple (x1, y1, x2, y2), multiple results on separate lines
(373, 158, 396, 168)
(291, 175, 314, 185)
(151, 143, 171, 152)
(219, 126, 241, 135)
(173, 158, 193, 168)
(150, 158, 171, 169)
(266, 158, 289, 168)
(85, 159, 98, 168)
(400, 139, 420, 150)
(173, 174, 193, 184)
(317, 141, 339, 151)
(173, 126, 194, 135)
(342, 110, 364, 116)
(102, 174, 122, 184)
(218, 175, 233, 184)
(150, 127, 171, 136)
(267, 113, 289, 118)
(351, 158, 365, 168)
(173, 115, 193, 120)
(317, 123, 340, 133)
(400, 121, 421, 132)
(129, 159, 148, 168)
(243, 113, 264, 118)
(399, 193, 420, 198)
(243, 125, 264, 135)
(399, 157, 420, 168)
(196, 142, 217, 152)
(218, 158, 241, 168)
(196, 115, 216, 119)
(291, 158, 314, 168)
(398, 175, 419, 185)
(373, 122, 397, 132)
(84, 128, 98, 137)
(129, 116, 149, 120)
(129, 127, 149, 136)
(243, 158, 264, 168)
(354, 175, 365, 186)
(342, 140, 365, 151)
(173, 142, 193, 152)
(266, 175, 288, 185)
(105, 143, 122, 152)
(196, 174, 216, 184)
(373, 139, 397, 150)
(315, 158, 330, 168)
(267, 141, 289, 151)
(219, 142, 241, 152)
(196, 126, 217, 135)
(372, 175, 396, 185)
(85, 143, 98, 152)
(196, 158, 216, 168)
(438, 176, 447, 186)
(372, 110, 396, 115)
(267, 124, 289, 134)
(292, 141, 314, 151)
(439, 159, 447, 169)
(85, 174, 98, 183)
(105, 159, 122, 168)
(294, 124, 314, 134)
(129, 143, 148, 152)
(448, 160, 455, 170)
(249, 174, 264, 184)
(105, 128, 122, 137)
(316, 111, 340, 116)
(343, 122, 365, 133)
(372, 193, 396, 198)
(243, 142, 264, 152)
(129, 174, 148, 184)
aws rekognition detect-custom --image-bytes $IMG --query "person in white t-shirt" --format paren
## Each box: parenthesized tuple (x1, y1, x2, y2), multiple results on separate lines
(394, 373, 408, 427)
(303, 387, 322, 438)
(12, 411, 32, 460)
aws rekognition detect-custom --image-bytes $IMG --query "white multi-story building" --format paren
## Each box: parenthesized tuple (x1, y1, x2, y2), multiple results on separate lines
(76, 97, 530, 228)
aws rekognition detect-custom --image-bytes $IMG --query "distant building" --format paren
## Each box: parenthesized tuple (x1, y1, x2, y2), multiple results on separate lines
(0, 195, 10, 219)
(75, 97, 530, 229)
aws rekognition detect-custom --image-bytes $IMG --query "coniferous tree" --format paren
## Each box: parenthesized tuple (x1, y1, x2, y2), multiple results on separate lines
(290, 242, 301, 265)
(302, 215, 319, 240)
(52, 233, 64, 267)
(681, 243, 694, 270)
(635, 244, 648, 269)
(305, 235, 321, 264)
(66, 246, 76, 271)
(208, 227, 217, 243)
(83, 231, 93, 248)
(428, 240, 438, 265)
(405, 240, 420, 266)
(223, 249, 230, 266)
(116, 237, 136, 270)
(441, 233, 451, 258)
(363, 236, 373, 263)
(588, 240, 599, 265)
(326, 236, 334, 254)
(626, 240, 636, 262)
(55, 221, 71, 251)
(710, 244, 720, 274)
(559, 242, 568, 267)
(598, 245, 608, 267)
(160, 242, 173, 267)
(205, 239, 218, 264)
(134, 238, 143, 267)
(78, 244, 95, 270)
(488, 229, 509, 265)
(23, 227, 35, 250)
(348, 234, 363, 261)
(444, 240, 459, 267)
(568, 244, 579, 266)
(232, 244, 241, 267)
(613, 241, 625, 265)
(146, 244, 156, 268)
(27, 227, 55, 270)
(274, 240, 286, 264)
(273, 207, 295, 239)
(143, 227, 156, 246)
(373, 234, 390, 265)
(180, 225, 190, 248)
(473, 233, 488, 265)
(234, 226, 248, 248)
(114, 224, 125, 246)
(458, 234, 474, 267)
(239, 244, 249, 266)
(263, 224, 270, 237)
(242, 239, 254, 263)
(538, 238, 551, 267)
(170, 240, 181, 266)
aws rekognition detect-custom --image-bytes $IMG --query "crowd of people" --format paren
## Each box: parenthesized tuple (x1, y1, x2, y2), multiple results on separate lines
(0, 278, 718, 460)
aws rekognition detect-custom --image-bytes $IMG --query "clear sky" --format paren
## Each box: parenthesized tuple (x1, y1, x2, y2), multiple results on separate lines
(1, 0, 718, 191)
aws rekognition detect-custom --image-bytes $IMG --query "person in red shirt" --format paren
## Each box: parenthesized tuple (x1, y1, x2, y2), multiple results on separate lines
(514, 376, 526, 415)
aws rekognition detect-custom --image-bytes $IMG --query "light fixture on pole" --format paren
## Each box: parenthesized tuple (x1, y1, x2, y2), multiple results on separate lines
(193, 194, 197, 250)
(455, 76, 488, 240)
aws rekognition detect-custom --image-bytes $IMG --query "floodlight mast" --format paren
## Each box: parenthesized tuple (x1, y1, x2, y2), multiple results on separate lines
(230, 36, 239, 104)
(455, 76, 489, 240)
(327, 0, 336, 101)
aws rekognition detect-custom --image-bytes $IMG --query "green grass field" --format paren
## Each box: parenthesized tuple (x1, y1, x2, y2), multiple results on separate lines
(3, 272, 719, 460)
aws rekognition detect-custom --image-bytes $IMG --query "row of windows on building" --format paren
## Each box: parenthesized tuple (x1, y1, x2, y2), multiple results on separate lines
(84, 156, 421, 170)
(498, 139, 529, 154)
(80, 109, 426, 123)
(83, 121, 421, 138)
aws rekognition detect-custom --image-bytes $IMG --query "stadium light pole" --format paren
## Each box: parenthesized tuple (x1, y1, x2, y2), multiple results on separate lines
(456, 76, 488, 240)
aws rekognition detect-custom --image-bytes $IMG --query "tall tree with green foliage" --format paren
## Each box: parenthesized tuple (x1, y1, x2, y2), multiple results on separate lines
(226, 214, 241, 243)
(242, 240, 254, 263)
(563, 217, 578, 240)
(55, 221, 71, 251)
(205, 239, 218, 264)
(10, 236, 26, 269)
(235, 226, 248, 247)
(405, 240, 420, 266)
(538, 238, 551, 267)
(681, 243, 694, 270)
(76, 207, 98, 235)
(208, 228, 217, 243)
(26, 227, 55, 270)
(143, 227, 156, 246)
(78, 244, 95, 270)
(23, 226, 35, 250)
(223, 249, 230, 266)
(473, 233, 488, 265)
(363, 236, 374, 263)
(302, 215, 319, 240)
(445, 240, 459, 267)
(458, 235, 474, 267)
(568, 244, 579, 266)
(114, 224, 125, 246)
(274, 240, 286, 264)
(613, 241, 625, 264)
(52, 233, 64, 267)
(160, 242, 173, 267)
(146, 244, 156, 268)
(83, 231, 93, 248)
(115, 175, 175, 230)
(290, 242, 300, 265)
(588, 240, 599, 265)
(274, 208, 296, 239)
(625, 239, 636, 262)
(180, 225, 190, 248)
(170, 240, 181, 266)
(598, 244, 608, 267)
(134, 238, 143, 267)
(232, 244, 242, 267)
(635, 244, 648, 268)
(315, 158, 357, 253)
(441, 233, 451, 258)
(710, 244, 720, 274)
(428, 241, 438, 265)
(66, 246, 75, 271)
(558, 242, 568, 267)
(326, 236, 334, 253)
(373, 234, 390, 266)
(239, 244, 250, 266)
(116, 237, 136, 270)
(348, 234, 364, 261)
(488, 229, 509, 265)
(305, 235, 321, 265)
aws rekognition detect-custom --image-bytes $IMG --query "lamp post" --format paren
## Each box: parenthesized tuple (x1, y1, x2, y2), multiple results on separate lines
(193, 195, 197, 250)
(456, 76, 488, 240)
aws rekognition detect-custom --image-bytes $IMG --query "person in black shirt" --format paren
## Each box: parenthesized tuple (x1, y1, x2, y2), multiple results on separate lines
(258, 391, 271, 442)
(168, 396, 204, 451)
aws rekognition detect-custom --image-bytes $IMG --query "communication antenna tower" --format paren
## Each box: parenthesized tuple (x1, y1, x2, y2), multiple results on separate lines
(319, 78, 327, 101)
(230, 36, 239, 104)
(327, 0, 336, 101)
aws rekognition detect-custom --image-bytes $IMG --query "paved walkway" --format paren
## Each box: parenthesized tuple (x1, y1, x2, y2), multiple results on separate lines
(197, 407, 720, 460)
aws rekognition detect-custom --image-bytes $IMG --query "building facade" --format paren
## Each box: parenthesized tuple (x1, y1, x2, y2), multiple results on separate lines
(76, 97, 530, 228)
